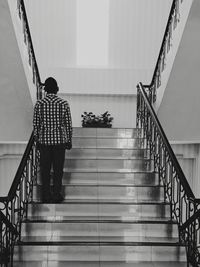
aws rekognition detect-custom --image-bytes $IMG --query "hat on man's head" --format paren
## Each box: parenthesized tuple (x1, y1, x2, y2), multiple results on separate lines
(43, 77, 59, 93)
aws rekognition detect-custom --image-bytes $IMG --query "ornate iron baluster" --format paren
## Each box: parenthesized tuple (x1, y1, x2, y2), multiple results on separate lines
(147, 0, 184, 103)
(137, 83, 199, 266)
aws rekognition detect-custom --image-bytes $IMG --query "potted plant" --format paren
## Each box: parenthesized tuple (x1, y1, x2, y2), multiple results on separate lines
(81, 111, 113, 128)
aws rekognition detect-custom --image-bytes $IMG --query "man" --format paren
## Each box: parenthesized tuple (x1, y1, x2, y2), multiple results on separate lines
(33, 77, 72, 203)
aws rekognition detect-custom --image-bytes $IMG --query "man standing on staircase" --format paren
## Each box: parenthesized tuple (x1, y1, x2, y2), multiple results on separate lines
(33, 77, 72, 203)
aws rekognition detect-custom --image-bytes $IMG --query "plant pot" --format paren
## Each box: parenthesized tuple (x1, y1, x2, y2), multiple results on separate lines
(82, 124, 112, 128)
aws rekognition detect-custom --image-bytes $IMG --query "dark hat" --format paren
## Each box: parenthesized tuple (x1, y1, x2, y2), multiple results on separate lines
(44, 77, 57, 88)
(43, 77, 58, 93)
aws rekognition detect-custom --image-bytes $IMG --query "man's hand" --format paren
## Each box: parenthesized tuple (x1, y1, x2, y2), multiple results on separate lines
(65, 140, 72, 150)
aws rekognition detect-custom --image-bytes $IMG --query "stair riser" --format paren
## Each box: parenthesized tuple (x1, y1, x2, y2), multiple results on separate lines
(28, 204, 170, 219)
(32, 186, 164, 202)
(72, 138, 144, 149)
(21, 223, 178, 239)
(66, 148, 146, 159)
(13, 261, 188, 267)
(37, 172, 158, 186)
(73, 128, 140, 138)
(63, 159, 152, 171)
(14, 245, 186, 262)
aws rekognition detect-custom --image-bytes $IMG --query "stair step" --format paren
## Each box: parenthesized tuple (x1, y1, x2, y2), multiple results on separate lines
(14, 243, 186, 262)
(13, 261, 188, 267)
(21, 221, 178, 240)
(73, 128, 141, 138)
(24, 217, 175, 223)
(64, 169, 155, 174)
(63, 158, 152, 171)
(27, 202, 170, 219)
(66, 148, 147, 159)
(32, 185, 164, 202)
(20, 236, 180, 243)
(37, 172, 158, 186)
(72, 137, 144, 149)
(16, 127, 187, 265)
(60, 172, 158, 185)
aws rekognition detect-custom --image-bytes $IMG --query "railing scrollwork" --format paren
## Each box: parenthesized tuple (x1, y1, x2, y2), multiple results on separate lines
(146, 0, 184, 103)
(0, 134, 40, 266)
(17, 0, 43, 99)
(137, 82, 200, 267)
(180, 199, 200, 266)
(0, 211, 18, 267)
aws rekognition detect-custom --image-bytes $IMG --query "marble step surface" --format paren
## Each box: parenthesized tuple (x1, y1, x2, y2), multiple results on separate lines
(27, 202, 171, 220)
(62, 158, 153, 172)
(14, 243, 186, 262)
(66, 148, 147, 159)
(13, 261, 188, 267)
(36, 171, 158, 186)
(72, 128, 141, 138)
(21, 221, 178, 241)
(60, 172, 158, 186)
(71, 137, 144, 149)
(32, 185, 164, 202)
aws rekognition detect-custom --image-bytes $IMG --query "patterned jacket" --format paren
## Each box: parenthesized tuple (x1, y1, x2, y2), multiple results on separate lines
(33, 94, 72, 145)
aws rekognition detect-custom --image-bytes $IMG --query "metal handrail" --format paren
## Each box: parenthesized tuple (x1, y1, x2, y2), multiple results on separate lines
(150, 0, 176, 87)
(137, 82, 198, 266)
(17, 0, 43, 99)
(180, 208, 200, 231)
(144, 0, 183, 102)
(137, 83, 194, 199)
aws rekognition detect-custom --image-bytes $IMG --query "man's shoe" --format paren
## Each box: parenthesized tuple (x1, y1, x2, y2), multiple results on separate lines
(53, 193, 64, 203)
(42, 197, 52, 203)
(42, 193, 53, 203)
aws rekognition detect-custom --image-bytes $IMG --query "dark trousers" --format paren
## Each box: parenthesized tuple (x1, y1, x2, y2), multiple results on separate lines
(39, 144, 65, 199)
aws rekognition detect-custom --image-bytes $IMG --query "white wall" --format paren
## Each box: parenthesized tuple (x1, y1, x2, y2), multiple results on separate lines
(158, 0, 200, 197)
(158, 0, 200, 142)
(23, 0, 172, 127)
(60, 93, 137, 128)
(155, 0, 193, 110)
(171, 143, 200, 198)
(0, 0, 33, 142)
(0, 143, 26, 196)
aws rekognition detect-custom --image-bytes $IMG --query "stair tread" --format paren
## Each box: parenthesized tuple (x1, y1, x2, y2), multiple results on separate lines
(30, 199, 169, 204)
(64, 169, 156, 173)
(20, 236, 180, 244)
(65, 157, 148, 160)
(17, 240, 183, 246)
(25, 216, 172, 223)
(11, 262, 188, 267)
(34, 184, 163, 188)
(23, 218, 176, 224)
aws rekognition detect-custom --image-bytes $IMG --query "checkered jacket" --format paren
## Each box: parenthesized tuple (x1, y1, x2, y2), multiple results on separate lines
(33, 94, 72, 145)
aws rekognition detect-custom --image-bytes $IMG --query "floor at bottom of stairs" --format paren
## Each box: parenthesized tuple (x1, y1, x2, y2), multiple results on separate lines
(13, 262, 187, 267)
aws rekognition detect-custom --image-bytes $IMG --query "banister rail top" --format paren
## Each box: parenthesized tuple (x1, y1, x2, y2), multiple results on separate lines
(138, 82, 194, 199)
(150, 0, 176, 88)
(20, 0, 41, 84)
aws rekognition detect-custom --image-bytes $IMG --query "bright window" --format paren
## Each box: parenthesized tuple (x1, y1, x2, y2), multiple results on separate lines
(76, 0, 109, 67)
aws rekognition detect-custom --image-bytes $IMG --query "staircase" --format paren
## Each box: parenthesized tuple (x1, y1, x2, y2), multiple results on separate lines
(12, 127, 187, 266)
